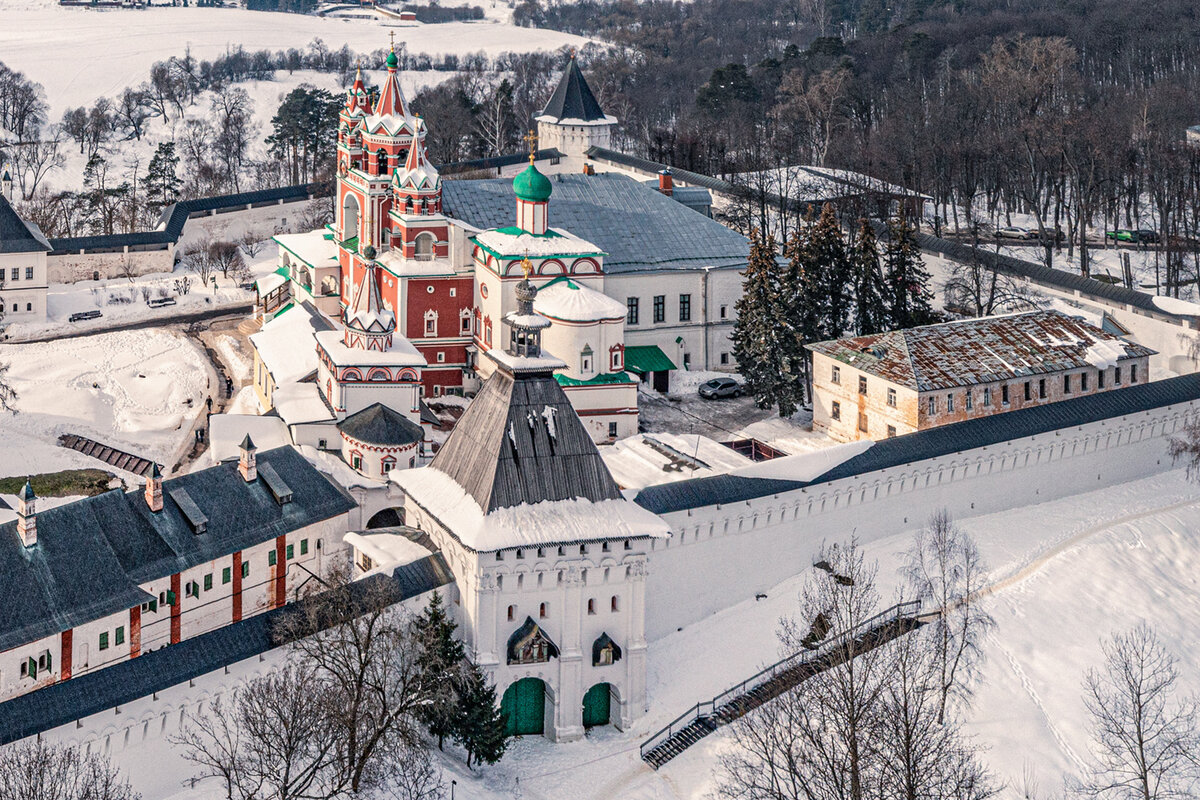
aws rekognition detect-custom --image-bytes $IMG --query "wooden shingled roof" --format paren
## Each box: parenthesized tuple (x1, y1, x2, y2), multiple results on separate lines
(429, 368, 623, 513)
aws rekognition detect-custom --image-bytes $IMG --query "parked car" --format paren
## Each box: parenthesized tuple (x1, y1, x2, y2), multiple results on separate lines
(698, 377, 743, 399)
(1106, 229, 1138, 243)
(1136, 229, 1159, 243)
(996, 226, 1036, 240)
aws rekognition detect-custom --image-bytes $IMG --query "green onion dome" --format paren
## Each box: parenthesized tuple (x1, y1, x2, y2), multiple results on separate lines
(513, 163, 552, 203)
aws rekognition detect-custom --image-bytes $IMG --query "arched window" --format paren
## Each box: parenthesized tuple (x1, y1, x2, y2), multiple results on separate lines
(414, 233, 434, 261)
(580, 344, 593, 375)
(404, 196, 413, 214)
(377, 149, 389, 175)
(507, 605, 515, 621)
(587, 598, 596, 615)
(342, 194, 360, 240)
(611, 596, 619, 612)
(539, 602, 548, 619)
(381, 456, 396, 474)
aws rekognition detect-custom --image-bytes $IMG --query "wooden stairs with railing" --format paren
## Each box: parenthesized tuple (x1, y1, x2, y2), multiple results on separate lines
(58, 434, 157, 476)
(640, 600, 925, 770)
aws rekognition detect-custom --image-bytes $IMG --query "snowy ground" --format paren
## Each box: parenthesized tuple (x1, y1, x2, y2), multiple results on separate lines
(0, 327, 212, 478)
(96, 466, 1200, 800)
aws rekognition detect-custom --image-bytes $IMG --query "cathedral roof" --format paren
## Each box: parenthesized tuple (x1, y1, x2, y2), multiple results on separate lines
(513, 163, 553, 203)
(537, 57, 611, 124)
(339, 403, 424, 447)
(534, 276, 627, 322)
(0, 194, 51, 254)
(345, 260, 396, 335)
(374, 52, 410, 119)
(394, 133, 439, 191)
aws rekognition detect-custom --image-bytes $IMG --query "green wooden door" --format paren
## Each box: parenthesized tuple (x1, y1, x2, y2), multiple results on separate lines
(501, 678, 546, 736)
(582, 683, 611, 728)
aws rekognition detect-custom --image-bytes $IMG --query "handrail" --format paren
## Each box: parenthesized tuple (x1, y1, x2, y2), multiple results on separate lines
(640, 600, 921, 760)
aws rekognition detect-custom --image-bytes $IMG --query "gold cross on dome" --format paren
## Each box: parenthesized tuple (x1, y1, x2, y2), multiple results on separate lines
(389, 31, 396, 51)
(524, 129, 538, 164)
(521, 252, 533, 279)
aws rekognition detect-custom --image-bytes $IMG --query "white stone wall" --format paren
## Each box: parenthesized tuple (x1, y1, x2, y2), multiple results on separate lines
(643, 398, 1195, 640)
(46, 247, 173, 284)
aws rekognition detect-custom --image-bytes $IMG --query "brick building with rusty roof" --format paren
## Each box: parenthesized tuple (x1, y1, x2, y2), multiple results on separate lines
(807, 310, 1156, 442)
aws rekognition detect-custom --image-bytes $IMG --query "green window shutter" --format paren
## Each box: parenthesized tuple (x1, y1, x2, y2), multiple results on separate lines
(286, 544, 294, 560)
(115, 626, 124, 646)
(28, 657, 36, 679)
(242, 561, 249, 578)
(204, 574, 212, 591)
(45, 652, 52, 671)
(166, 590, 176, 606)
(149, 599, 157, 613)
(99, 632, 109, 651)
(268, 551, 277, 566)
(222, 567, 231, 584)
(300, 539, 308, 555)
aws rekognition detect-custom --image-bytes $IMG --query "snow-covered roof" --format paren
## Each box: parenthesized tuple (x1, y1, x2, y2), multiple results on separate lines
(376, 250, 458, 277)
(249, 303, 334, 386)
(345, 261, 396, 334)
(474, 226, 602, 258)
(272, 383, 335, 427)
(602, 433, 754, 490)
(255, 271, 288, 296)
(534, 277, 626, 322)
(275, 230, 339, 270)
(314, 329, 426, 368)
(486, 347, 566, 374)
(207, 414, 292, 464)
(395, 135, 440, 191)
(392, 465, 669, 551)
(343, 530, 432, 577)
(737, 165, 933, 203)
(1152, 295, 1200, 316)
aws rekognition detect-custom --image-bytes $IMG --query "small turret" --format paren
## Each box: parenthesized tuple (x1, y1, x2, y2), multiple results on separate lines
(1, 167, 11, 203)
(238, 434, 257, 482)
(16, 479, 36, 547)
(144, 462, 163, 512)
(504, 257, 551, 359)
(514, 131, 552, 235)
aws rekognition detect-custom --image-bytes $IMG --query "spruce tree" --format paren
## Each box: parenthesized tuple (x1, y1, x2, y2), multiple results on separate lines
(783, 221, 828, 408)
(884, 214, 934, 329)
(413, 592, 465, 749)
(145, 142, 181, 209)
(452, 664, 508, 768)
(808, 203, 853, 340)
(732, 228, 798, 415)
(850, 218, 889, 335)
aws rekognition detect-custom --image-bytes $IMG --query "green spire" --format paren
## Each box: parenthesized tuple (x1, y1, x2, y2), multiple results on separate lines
(513, 163, 552, 203)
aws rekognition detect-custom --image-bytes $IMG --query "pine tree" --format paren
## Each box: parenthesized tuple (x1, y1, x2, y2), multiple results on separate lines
(884, 214, 934, 329)
(783, 221, 828, 408)
(413, 591, 465, 749)
(808, 203, 853, 340)
(452, 664, 508, 769)
(850, 218, 889, 335)
(732, 229, 799, 415)
(145, 142, 181, 209)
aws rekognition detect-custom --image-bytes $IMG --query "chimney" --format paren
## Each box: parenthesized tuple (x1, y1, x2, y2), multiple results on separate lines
(658, 168, 674, 197)
(238, 435, 257, 482)
(582, 163, 595, 176)
(144, 463, 163, 512)
(1, 168, 11, 203)
(16, 479, 36, 547)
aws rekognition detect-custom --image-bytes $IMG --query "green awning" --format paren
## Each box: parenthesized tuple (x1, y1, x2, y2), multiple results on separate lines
(624, 345, 676, 374)
(555, 371, 636, 387)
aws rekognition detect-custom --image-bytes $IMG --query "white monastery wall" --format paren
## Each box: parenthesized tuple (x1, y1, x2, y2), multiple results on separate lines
(177, 199, 318, 249)
(643, 398, 1196, 640)
(46, 248, 173, 284)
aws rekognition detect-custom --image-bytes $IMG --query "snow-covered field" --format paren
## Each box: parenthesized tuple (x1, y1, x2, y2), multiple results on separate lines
(0, 327, 211, 477)
(0, 0, 590, 117)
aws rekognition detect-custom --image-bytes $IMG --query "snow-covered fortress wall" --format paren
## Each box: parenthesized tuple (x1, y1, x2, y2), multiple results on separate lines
(642, 397, 1196, 641)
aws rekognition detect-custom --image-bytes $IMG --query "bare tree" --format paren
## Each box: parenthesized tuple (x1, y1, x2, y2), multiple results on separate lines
(904, 509, 994, 723)
(1167, 416, 1200, 480)
(208, 241, 248, 281)
(1079, 623, 1199, 799)
(170, 695, 244, 800)
(374, 741, 446, 800)
(0, 739, 138, 800)
(181, 239, 216, 289)
(237, 230, 268, 259)
(11, 128, 64, 200)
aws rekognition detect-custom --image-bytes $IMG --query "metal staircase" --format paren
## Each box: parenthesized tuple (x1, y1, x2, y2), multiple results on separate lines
(58, 434, 157, 476)
(639, 600, 924, 770)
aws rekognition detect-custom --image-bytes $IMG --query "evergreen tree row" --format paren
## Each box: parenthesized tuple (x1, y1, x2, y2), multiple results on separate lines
(732, 205, 934, 416)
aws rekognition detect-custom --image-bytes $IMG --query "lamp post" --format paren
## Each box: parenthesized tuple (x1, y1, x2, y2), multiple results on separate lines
(450, 779, 457, 800)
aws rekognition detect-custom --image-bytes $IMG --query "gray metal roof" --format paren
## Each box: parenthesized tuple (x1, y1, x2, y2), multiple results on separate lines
(539, 59, 607, 123)
(339, 402, 424, 446)
(429, 367, 623, 513)
(634, 372, 1200, 515)
(0, 555, 452, 746)
(0, 447, 356, 652)
(0, 194, 51, 254)
(441, 172, 747, 274)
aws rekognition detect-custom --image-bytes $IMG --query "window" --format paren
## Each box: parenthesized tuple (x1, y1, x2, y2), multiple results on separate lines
(115, 626, 125, 646)
(99, 633, 109, 651)
(608, 421, 618, 439)
(1082, 372, 1089, 391)
(460, 315, 471, 334)
(1131, 363, 1138, 383)
(414, 233, 434, 260)
(167, 589, 176, 605)
(832, 365, 841, 384)
(1114, 366, 1121, 385)
(424, 311, 437, 337)
(928, 396, 936, 415)
(242, 561, 250, 579)
(1064, 374, 1071, 393)
(580, 345, 593, 373)
(1024, 381, 1032, 401)
(203, 573, 212, 591)
(588, 599, 596, 615)
(436, 352, 445, 363)
(858, 412, 868, 433)
(887, 388, 896, 407)
(1039, 378, 1047, 398)
(720, 352, 729, 365)
(268, 550, 277, 566)
(858, 376, 868, 395)
(983, 387, 992, 406)
(222, 567, 231, 585)
(831, 401, 841, 421)
(887, 425, 897, 438)
(352, 454, 362, 470)
(720, 304, 728, 319)
(24, 303, 30, 312)
(507, 605, 515, 621)
(539, 602, 548, 619)
(946, 394, 955, 413)
(24, 267, 32, 280)
(286, 544, 295, 560)
(9, 267, 16, 281)
(626, 297, 639, 325)
(679, 293, 691, 322)
(1098, 369, 1106, 388)
(653, 295, 665, 323)
(965, 391, 973, 411)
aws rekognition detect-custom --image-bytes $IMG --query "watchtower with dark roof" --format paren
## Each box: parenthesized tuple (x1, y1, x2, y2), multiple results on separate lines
(535, 55, 617, 160)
